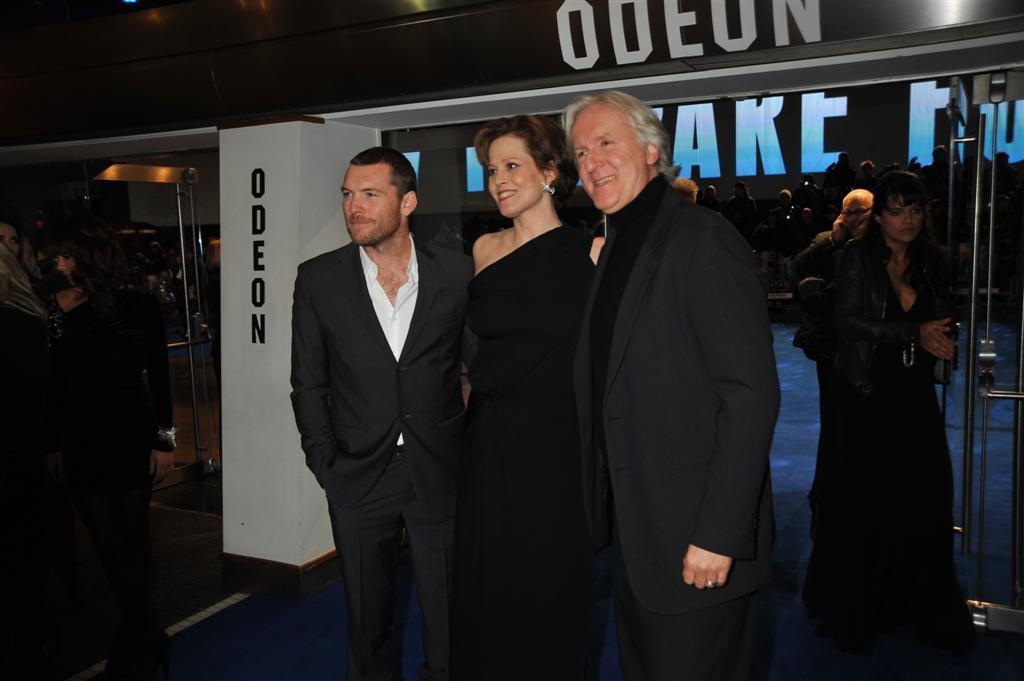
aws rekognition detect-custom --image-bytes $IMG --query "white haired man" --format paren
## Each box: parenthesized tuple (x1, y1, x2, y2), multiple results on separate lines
(565, 91, 780, 680)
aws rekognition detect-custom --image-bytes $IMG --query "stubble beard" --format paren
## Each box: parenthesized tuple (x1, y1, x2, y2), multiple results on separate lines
(349, 216, 401, 249)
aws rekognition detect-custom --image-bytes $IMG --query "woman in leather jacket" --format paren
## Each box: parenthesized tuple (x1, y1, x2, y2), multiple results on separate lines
(803, 171, 974, 654)
(832, 185, 955, 394)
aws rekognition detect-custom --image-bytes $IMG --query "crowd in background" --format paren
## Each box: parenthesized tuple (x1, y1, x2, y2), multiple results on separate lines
(684, 147, 1024, 296)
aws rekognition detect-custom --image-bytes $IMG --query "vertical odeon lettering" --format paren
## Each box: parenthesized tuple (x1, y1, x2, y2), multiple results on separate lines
(251, 278, 266, 307)
(250, 167, 267, 344)
(251, 205, 266, 234)
(251, 168, 265, 198)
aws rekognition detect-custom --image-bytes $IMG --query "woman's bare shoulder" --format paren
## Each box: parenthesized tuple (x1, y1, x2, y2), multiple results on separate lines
(472, 229, 513, 275)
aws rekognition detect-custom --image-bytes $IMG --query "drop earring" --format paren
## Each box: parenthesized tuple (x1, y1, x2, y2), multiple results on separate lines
(542, 183, 555, 196)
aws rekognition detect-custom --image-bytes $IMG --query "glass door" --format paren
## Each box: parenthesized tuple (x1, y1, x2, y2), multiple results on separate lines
(951, 71, 1024, 632)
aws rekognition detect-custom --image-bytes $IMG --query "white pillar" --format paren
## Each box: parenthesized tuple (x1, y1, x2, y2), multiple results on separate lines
(218, 117, 379, 595)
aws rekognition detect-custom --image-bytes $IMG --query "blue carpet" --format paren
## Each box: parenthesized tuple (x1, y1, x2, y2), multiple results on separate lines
(153, 323, 1024, 681)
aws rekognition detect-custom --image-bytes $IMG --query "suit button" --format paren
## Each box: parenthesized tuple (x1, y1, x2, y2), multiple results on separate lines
(402, 413, 411, 420)
(398, 366, 407, 373)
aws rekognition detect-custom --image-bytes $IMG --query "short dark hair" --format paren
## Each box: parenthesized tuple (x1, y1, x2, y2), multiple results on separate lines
(872, 170, 929, 219)
(474, 115, 578, 202)
(349, 147, 417, 196)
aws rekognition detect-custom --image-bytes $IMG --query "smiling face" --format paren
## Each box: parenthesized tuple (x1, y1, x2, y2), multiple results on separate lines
(0, 222, 20, 258)
(341, 163, 415, 248)
(875, 196, 924, 248)
(570, 103, 659, 214)
(485, 134, 554, 220)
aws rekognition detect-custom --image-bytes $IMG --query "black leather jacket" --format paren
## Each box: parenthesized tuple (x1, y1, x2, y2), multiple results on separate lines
(792, 230, 842, 361)
(833, 233, 953, 395)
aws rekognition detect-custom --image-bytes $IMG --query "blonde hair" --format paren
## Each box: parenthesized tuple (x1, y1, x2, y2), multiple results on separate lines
(0, 220, 41, 280)
(0, 242, 45, 319)
(672, 177, 699, 204)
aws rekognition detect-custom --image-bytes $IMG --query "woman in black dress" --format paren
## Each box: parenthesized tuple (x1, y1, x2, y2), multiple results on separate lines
(47, 217, 176, 680)
(451, 115, 603, 679)
(803, 171, 974, 653)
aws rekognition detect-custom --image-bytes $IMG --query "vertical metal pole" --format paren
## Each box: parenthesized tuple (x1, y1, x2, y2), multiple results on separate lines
(185, 176, 215, 470)
(961, 112, 987, 555)
(977, 112, 1000, 597)
(185, 173, 205, 324)
(80, 161, 90, 212)
(978, 399, 991, 599)
(941, 82, 958, 426)
(176, 183, 203, 464)
(947, 78, 959, 280)
(986, 115, 998, 342)
(191, 181, 208, 319)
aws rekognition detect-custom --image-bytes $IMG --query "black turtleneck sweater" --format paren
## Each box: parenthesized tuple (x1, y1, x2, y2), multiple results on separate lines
(590, 175, 668, 453)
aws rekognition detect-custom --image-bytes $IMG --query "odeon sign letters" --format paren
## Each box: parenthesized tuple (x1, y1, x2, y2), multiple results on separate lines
(555, 0, 822, 70)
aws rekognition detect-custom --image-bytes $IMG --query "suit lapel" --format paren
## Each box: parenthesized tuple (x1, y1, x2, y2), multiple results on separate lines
(604, 192, 681, 395)
(341, 246, 392, 356)
(399, 240, 439, 363)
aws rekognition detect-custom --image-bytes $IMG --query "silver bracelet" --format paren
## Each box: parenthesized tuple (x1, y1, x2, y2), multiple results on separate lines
(156, 426, 177, 449)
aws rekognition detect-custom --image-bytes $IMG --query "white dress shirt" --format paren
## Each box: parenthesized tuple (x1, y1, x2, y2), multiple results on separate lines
(359, 236, 418, 445)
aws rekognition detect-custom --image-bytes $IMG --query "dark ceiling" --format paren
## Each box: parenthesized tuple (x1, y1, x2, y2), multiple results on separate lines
(0, 0, 192, 33)
(0, 0, 1021, 147)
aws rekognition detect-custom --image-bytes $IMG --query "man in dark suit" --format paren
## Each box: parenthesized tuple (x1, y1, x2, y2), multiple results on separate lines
(565, 92, 780, 680)
(290, 147, 472, 681)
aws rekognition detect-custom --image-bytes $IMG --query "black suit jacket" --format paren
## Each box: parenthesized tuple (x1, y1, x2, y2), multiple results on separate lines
(574, 188, 780, 614)
(290, 239, 472, 520)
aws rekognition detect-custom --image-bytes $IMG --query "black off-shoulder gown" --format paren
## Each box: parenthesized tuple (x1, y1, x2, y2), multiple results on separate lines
(452, 226, 596, 680)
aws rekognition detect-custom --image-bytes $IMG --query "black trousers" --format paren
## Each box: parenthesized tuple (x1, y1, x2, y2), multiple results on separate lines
(73, 486, 160, 658)
(327, 453, 453, 681)
(613, 529, 757, 681)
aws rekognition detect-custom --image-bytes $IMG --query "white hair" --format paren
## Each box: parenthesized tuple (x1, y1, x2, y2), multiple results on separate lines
(562, 91, 678, 180)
